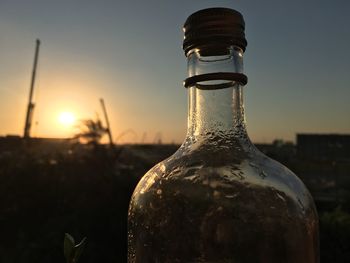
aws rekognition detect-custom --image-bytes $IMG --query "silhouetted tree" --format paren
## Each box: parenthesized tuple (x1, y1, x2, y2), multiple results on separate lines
(75, 118, 107, 146)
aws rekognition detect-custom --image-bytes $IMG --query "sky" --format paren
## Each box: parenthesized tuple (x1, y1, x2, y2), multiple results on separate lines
(0, 0, 349, 144)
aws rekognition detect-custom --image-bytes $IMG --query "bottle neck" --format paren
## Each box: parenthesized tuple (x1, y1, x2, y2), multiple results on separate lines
(185, 47, 249, 144)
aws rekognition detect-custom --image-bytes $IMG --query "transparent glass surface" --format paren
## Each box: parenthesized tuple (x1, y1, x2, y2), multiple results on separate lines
(128, 47, 319, 263)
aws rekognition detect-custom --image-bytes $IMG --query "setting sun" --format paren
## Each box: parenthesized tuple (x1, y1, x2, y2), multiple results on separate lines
(58, 111, 76, 126)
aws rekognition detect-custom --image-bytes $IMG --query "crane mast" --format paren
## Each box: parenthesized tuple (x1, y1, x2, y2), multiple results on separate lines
(100, 98, 114, 146)
(23, 39, 40, 139)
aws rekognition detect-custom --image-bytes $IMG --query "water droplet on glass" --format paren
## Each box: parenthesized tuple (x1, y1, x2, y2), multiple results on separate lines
(297, 198, 305, 212)
(249, 162, 258, 168)
(276, 193, 286, 202)
(225, 193, 238, 199)
(213, 190, 221, 198)
(259, 170, 267, 179)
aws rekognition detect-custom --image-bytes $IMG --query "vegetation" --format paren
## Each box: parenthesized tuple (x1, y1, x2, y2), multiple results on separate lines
(74, 118, 108, 145)
(0, 141, 143, 263)
(64, 233, 87, 263)
(0, 141, 349, 262)
(320, 206, 350, 262)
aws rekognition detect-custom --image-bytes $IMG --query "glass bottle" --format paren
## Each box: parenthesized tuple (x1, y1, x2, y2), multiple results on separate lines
(128, 8, 319, 263)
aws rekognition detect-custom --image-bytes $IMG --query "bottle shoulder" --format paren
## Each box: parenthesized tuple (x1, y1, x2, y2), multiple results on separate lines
(159, 145, 306, 194)
(129, 145, 319, 263)
(131, 145, 316, 217)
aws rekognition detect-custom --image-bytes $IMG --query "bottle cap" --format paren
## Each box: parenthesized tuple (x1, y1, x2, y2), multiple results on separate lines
(183, 8, 247, 56)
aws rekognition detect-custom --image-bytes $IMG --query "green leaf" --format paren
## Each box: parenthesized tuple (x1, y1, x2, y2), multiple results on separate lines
(64, 233, 75, 262)
(73, 237, 87, 263)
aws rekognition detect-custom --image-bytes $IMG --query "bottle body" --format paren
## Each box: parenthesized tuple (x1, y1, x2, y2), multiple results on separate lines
(128, 8, 319, 262)
(128, 131, 319, 263)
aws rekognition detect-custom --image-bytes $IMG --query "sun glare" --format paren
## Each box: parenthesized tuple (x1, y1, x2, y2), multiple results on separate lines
(58, 112, 76, 126)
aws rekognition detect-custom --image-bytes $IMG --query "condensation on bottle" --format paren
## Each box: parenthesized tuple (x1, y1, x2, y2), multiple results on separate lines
(128, 7, 319, 263)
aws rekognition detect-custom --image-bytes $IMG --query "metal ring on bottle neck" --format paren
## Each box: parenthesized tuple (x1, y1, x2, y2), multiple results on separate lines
(183, 72, 248, 90)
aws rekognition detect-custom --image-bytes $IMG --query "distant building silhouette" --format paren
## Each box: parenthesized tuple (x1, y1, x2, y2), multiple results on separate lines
(297, 134, 350, 161)
(255, 140, 296, 163)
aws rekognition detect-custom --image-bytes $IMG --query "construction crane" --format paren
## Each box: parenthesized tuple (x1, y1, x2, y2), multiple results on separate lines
(23, 39, 40, 139)
(153, 132, 162, 145)
(100, 98, 114, 147)
(141, 132, 147, 144)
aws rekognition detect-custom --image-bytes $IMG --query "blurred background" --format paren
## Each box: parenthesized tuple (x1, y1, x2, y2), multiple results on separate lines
(0, 0, 349, 262)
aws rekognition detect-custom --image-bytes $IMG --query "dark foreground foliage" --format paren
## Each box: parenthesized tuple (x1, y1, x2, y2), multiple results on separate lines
(0, 142, 153, 263)
(0, 141, 349, 262)
(319, 207, 350, 263)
